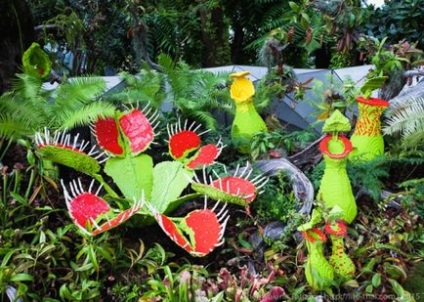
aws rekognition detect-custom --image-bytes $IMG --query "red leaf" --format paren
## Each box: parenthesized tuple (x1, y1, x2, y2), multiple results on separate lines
(169, 130, 201, 160)
(186, 144, 220, 169)
(185, 209, 222, 255)
(119, 109, 154, 154)
(68, 193, 110, 229)
(94, 117, 124, 155)
(210, 176, 257, 203)
(157, 214, 192, 252)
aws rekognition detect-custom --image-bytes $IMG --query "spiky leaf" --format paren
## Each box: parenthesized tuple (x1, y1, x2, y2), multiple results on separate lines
(37, 145, 101, 176)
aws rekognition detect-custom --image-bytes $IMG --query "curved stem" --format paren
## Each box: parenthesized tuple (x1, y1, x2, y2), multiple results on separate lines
(93, 174, 119, 198)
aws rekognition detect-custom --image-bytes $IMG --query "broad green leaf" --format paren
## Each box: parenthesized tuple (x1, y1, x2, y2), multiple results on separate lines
(105, 154, 153, 200)
(372, 273, 381, 288)
(150, 161, 193, 213)
(360, 76, 388, 97)
(10, 273, 34, 282)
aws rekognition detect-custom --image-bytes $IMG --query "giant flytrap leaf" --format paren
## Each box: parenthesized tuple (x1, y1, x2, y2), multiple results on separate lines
(92, 117, 124, 156)
(92, 106, 158, 157)
(191, 166, 268, 206)
(62, 179, 142, 236)
(152, 200, 229, 257)
(35, 129, 103, 176)
(167, 120, 222, 170)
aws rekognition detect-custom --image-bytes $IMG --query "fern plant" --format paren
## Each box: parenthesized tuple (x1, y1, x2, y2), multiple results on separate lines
(0, 73, 115, 141)
(106, 54, 233, 130)
(159, 54, 233, 129)
(383, 95, 424, 149)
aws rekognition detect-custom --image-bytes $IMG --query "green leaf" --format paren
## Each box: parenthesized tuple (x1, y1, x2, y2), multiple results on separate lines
(372, 273, 381, 288)
(104, 154, 153, 200)
(150, 161, 193, 213)
(10, 273, 34, 282)
(87, 245, 99, 270)
(75, 263, 94, 272)
(388, 278, 415, 301)
(360, 76, 388, 97)
(289, 1, 299, 11)
(210, 292, 225, 302)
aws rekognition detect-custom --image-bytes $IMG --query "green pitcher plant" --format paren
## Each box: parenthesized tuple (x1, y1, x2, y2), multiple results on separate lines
(298, 110, 356, 291)
(230, 71, 268, 154)
(34, 105, 267, 256)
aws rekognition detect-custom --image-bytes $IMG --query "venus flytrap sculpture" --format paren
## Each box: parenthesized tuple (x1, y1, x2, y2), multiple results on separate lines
(34, 105, 264, 256)
(230, 71, 268, 154)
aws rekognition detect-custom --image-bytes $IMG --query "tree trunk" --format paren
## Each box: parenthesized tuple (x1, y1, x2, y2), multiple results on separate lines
(199, 4, 231, 67)
(0, 0, 35, 94)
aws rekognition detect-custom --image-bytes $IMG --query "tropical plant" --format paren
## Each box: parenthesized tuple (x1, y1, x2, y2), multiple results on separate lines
(357, 35, 423, 100)
(383, 95, 424, 149)
(155, 54, 232, 129)
(107, 54, 233, 130)
(365, 0, 424, 50)
(0, 73, 112, 141)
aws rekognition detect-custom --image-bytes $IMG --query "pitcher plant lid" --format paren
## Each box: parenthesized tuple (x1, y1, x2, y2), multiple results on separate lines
(357, 96, 389, 108)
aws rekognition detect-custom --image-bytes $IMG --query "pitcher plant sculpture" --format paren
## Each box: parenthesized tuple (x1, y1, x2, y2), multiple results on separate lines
(318, 110, 356, 224)
(349, 96, 389, 160)
(35, 105, 267, 256)
(298, 110, 356, 291)
(229, 71, 267, 154)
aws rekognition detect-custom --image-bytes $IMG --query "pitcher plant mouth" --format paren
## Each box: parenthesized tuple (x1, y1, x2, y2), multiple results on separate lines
(357, 96, 389, 108)
(319, 135, 353, 159)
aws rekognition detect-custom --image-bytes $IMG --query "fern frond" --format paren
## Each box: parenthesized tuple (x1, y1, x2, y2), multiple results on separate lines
(59, 101, 117, 130)
(401, 130, 424, 149)
(383, 96, 424, 139)
(109, 70, 166, 108)
(186, 110, 217, 130)
(0, 114, 33, 139)
(54, 76, 106, 108)
(11, 73, 45, 102)
(0, 90, 51, 133)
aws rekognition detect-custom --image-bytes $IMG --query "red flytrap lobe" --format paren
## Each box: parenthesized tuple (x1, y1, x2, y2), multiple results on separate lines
(167, 120, 223, 169)
(61, 179, 142, 236)
(92, 105, 159, 156)
(193, 165, 268, 205)
(92, 117, 124, 156)
(152, 199, 230, 257)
